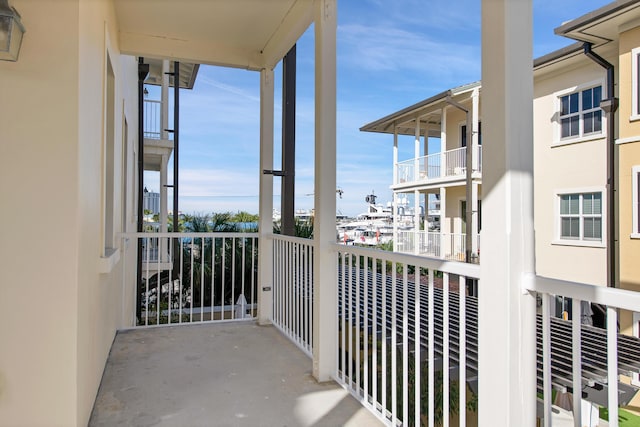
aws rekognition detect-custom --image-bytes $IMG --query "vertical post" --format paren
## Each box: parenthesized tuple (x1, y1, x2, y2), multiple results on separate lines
(414, 190, 420, 255)
(282, 45, 297, 236)
(440, 107, 447, 259)
(137, 58, 149, 322)
(471, 87, 480, 260)
(312, 0, 337, 382)
(393, 128, 398, 252)
(479, 1, 536, 426)
(414, 122, 421, 255)
(258, 68, 275, 325)
(172, 62, 179, 232)
(161, 60, 169, 141)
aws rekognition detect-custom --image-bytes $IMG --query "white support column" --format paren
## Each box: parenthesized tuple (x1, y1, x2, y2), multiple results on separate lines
(161, 60, 170, 140)
(414, 117, 421, 182)
(258, 68, 275, 325)
(471, 181, 479, 258)
(414, 190, 420, 255)
(441, 106, 447, 178)
(479, 1, 536, 426)
(440, 107, 448, 258)
(440, 187, 446, 259)
(471, 88, 480, 260)
(312, 0, 337, 382)
(471, 87, 480, 172)
(393, 128, 398, 252)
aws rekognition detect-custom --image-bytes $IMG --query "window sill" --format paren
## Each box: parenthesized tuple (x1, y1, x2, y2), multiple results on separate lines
(98, 247, 121, 274)
(630, 114, 640, 122)
(631, 233, 640, 240)
(552, 240, 605, 248)
(552, 133, 605, 148)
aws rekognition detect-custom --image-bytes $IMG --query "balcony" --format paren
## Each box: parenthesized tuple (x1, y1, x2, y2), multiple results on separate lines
(96, 232, 640, 426)
(395, 230, 480, 263)
(396, 146, 482, 188)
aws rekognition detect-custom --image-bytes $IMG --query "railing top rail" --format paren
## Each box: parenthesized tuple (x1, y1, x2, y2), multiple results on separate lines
(333, 243, 480, 278)
(397, 146, 468, 165)
(266, 233, 314, 245)
(144, 99, 161, 104)
(525, 273, 640, 312)
(120, 231, 259, 239)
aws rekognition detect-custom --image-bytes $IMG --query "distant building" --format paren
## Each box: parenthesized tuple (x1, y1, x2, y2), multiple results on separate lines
(143, 187, 160, 215)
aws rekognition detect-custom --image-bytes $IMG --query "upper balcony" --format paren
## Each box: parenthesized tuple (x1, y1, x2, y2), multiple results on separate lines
(395, 145, 482, 189)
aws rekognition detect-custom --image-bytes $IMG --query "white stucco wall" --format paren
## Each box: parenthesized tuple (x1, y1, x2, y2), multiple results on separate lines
(0, 1, 138, 425)
(533, 48, 617, 286)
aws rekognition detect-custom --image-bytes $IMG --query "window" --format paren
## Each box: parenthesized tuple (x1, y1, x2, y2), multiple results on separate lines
(104, 54, 115, 253)
(461, 122, 482, 147)
(559, 192, 602, 241)
(559, 85, 602, 140)
(632, 47, 640, 120)
(633, 166, 640, 238)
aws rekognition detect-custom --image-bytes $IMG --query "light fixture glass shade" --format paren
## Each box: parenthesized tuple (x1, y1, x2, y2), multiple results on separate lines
(0, 0, 25, 61)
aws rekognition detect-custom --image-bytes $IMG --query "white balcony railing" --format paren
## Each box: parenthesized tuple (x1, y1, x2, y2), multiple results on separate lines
(128, 232, 258, 326)
(335, 245, 481, 426)
(271, 234, 314, 357)
(527, 275, 640, 427)
(396, 231, 480, 263)
(396, 146, 483, 185)
(144, 99, 162, 139)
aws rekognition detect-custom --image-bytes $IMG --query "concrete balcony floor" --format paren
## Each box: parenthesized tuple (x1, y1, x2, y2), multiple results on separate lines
(90, 321, 383, 427)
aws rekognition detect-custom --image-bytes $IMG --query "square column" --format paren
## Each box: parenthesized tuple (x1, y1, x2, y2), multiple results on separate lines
(312, 0, 337, 382)
(258, 68, 275, 325)
(479, 0, 536, 425)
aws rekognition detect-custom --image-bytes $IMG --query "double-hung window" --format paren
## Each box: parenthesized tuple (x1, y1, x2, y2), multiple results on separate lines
(559, 85, 602, 140)
(559, 192, 602, 242)
(632, 47, 640, 120)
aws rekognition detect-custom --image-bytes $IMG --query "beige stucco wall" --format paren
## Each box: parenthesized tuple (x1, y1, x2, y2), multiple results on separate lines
(0, 0, 138, 425)
(618, 26, 640, 297)
(443, 102, 471, 151)
(533, 51, 616, 286)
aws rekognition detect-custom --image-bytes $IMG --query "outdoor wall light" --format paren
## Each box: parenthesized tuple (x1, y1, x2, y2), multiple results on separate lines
(0, 0, 25, 61)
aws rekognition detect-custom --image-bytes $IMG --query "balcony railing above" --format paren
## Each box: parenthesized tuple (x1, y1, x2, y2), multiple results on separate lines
(395, 230, 480, 263)
(396, 146, 482, 186)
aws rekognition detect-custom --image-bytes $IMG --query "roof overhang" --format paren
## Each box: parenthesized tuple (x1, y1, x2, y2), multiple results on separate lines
(359, 82, 481, 137)
(554, 0, 640, 44)
(114, 0, 314, 72)
(144, 59, 199, 89)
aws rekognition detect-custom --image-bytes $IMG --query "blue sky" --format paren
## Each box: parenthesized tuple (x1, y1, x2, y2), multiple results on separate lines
(145, 0, 611, 217)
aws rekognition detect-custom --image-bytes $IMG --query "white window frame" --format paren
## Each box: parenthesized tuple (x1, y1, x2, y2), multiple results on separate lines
(553, 187, 606, 248)
(631, 47, 640, 122)
(633, 165, 640, 239)
(553, 79, 606, 147)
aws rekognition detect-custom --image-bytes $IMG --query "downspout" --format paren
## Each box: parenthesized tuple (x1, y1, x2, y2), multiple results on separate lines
(445, 94, 473, 264)
(137, 58, 149, 322)
(583, 42, 618, 288)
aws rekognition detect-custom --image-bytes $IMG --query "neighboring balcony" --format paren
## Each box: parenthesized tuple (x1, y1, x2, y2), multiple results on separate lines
(144, 99, 174, 151)
(396, 146, 482, 188)
(395, 230, 480, 263)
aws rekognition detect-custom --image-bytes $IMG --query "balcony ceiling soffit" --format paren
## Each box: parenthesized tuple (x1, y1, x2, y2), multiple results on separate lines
(114, 0, 314, 71)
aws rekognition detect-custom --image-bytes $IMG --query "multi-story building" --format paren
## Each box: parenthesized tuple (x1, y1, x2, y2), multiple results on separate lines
(1, 1, 638, 426)
(361, 82, 482, 264)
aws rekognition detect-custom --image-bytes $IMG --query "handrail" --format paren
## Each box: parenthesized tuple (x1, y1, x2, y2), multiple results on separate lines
(331, 243, 480, 278)
(524, 272, 640, 312)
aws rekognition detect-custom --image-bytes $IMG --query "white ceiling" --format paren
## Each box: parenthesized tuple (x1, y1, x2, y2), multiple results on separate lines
(114, 0, 314, 71)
